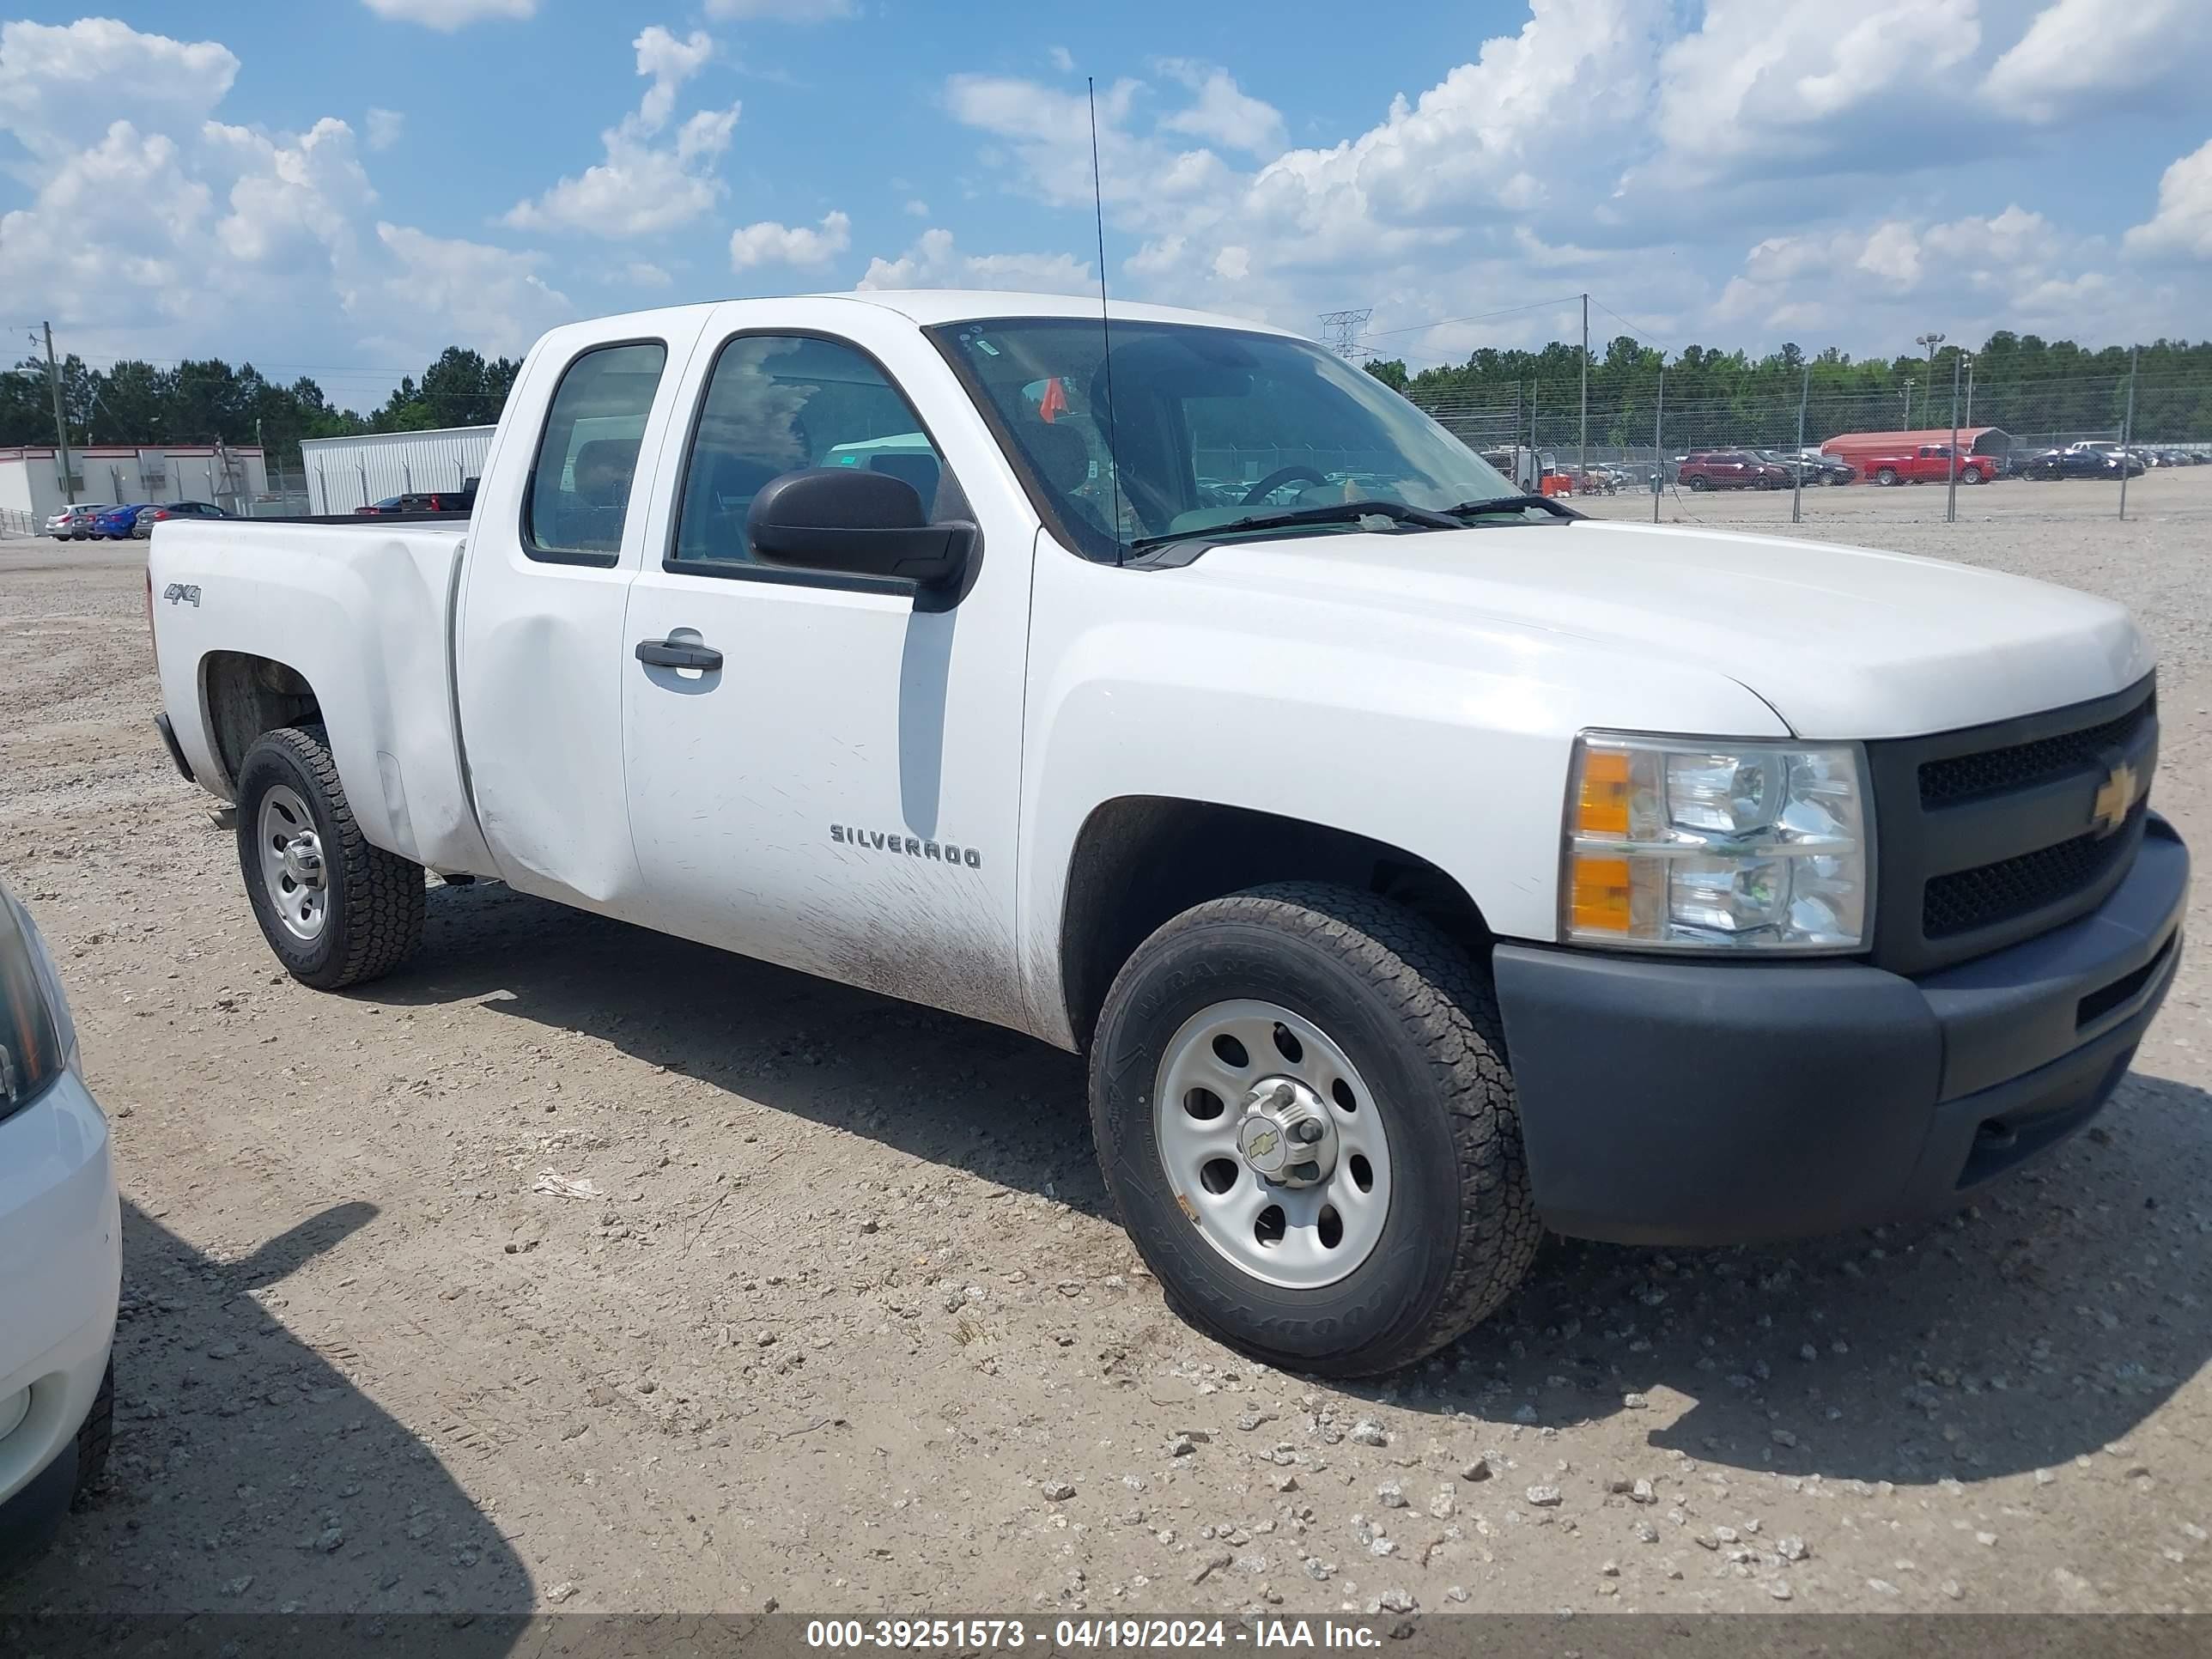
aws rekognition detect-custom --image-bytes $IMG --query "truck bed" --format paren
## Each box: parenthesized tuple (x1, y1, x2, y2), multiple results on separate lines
(147, 518, 495, 878)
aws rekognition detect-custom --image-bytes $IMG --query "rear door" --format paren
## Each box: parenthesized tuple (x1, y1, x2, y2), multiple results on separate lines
(616, 299, 1036, 1029)
(454, 312, 709, 916)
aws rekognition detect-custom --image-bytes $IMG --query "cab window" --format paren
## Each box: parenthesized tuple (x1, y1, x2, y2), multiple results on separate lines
(525, 341, 667, 562)
(672, 334, 949, 568)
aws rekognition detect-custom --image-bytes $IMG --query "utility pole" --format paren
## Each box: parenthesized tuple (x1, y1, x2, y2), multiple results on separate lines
(1916, 332, 1945, 427)
(1963, 353, 1975, 427)
(1578, 293, 1589, 500)
(1792, 366, 1808, 526)
(1902, 379, 1914, 428)
(1946, 351, 1962, 524)
(1652, 365, 1664, 525)
(2118, 343, 2138, 523)
(42, 322, 75, 505)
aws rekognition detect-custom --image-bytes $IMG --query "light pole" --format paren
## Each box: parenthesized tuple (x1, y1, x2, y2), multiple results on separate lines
(1916, 332, 1945, 426)
(1902, 379, 1914, 428)
(1963, 353, 1976, 427)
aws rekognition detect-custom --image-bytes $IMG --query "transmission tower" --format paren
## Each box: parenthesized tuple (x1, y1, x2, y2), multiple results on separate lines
(1318, 307, 1373, 361)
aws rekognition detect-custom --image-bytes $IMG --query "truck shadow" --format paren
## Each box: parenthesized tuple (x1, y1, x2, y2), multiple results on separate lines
(374, 882, 2209, 1490)
(379, 879, 1108, 1218)
(0, 1200, 532, 1644)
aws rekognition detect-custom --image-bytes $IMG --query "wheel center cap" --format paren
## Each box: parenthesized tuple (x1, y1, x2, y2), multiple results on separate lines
(281, 836, 325, 889)
(1237, 1077, 1337, 1187)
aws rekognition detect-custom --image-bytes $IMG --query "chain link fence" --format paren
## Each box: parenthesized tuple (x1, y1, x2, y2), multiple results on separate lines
(1402, 368, 2212, 525)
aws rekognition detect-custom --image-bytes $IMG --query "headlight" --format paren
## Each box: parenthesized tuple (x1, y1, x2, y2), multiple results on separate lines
(0, 893, 70, 1126)
(1561, 732, 1871, 951)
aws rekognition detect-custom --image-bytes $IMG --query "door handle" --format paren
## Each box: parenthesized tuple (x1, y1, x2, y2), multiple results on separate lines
(635, 637, 724, 672)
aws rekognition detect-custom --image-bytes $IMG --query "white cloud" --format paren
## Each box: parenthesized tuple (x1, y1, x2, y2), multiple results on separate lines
(625, 260, 674, 289)
(1984, 0, 2212, 123)
(635, 25, 714, 130)
(2124, 139, 2212, 262)
(364, 106, 404, 150)
(359, 0, 536, 29)
(503, 26, 738, 238)
(1656, 0, 1979, 169)
(358, 224, 570, 358)
(1048, 45, 1074, 74)
(856, 228, 1091, 295)
(0, 17, 570, 401)
(702, 0, 853, 18)
(729, 210, 852, 270)
(0, 17, 237, 159)
(903, 198, 929, 216)
(1156, 61, 1285, 155)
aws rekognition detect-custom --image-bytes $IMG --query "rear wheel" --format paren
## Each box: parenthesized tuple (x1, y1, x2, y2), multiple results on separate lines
(1687, 475, 1711, 492)
(234, 724, 424, 989)
(1876, 466, 1899, 486)
(1089, 883, 1539, 1377)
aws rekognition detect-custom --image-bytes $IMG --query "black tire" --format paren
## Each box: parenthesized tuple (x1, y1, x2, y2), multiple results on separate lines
(1687, 475, 1711, 492)
(70, 1361, 113, 1504)
(1089, 883, 1539, 1377)
(1876, 466, 1899, 486)
(234, 723, 424, 990)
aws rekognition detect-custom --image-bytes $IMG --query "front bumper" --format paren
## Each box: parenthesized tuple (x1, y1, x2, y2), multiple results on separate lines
(1493, 815, 2189, 1246)
(0, 1069, 121, 1557)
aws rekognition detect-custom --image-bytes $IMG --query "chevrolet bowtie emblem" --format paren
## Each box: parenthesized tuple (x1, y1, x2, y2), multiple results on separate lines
(2090, 757, 2139, 838)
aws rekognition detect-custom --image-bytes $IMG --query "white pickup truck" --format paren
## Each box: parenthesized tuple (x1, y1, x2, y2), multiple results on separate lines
(147, 291, 2188, 1376)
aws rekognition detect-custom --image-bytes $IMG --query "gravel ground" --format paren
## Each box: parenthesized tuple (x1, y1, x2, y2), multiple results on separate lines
(1, 472, 2209, 1624)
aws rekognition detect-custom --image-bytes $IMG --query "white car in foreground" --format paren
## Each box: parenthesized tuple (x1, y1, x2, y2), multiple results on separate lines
(0, 884, 118, 1562)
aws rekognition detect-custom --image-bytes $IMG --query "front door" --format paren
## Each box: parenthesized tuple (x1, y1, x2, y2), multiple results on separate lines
(618, 317, 1033, 1030)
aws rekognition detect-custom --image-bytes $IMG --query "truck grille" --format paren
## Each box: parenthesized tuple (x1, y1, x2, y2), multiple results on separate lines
(1917, 695, 2154, 807)
(1923, 801, 2147, 939)
(1865, 675, 2157, 974)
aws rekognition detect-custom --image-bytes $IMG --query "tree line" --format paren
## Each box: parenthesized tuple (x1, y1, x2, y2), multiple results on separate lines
(1367, 332, 2212, 445)
(0, 347, 521, 471)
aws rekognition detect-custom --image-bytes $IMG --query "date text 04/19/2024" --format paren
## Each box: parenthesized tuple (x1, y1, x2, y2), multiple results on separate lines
(802, 1620, 1386, 1650)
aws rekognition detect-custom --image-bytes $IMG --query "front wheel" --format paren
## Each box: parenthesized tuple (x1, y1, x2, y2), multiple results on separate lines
(1687, 475, 1711, 492)
(1089, 884, 1539, 1377)
(1876, 466, 1899, 486)
(234, 724, 425, 989)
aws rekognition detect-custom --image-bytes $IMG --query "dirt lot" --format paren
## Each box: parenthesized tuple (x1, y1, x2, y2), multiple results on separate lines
(2, 471, 2209, 1624)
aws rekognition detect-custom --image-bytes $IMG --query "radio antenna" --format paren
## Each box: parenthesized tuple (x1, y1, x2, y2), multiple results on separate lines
(1087, 76, 1127, 566)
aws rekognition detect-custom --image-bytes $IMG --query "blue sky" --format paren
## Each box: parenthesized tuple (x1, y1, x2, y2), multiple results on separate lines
(3, 1, 2209, 409)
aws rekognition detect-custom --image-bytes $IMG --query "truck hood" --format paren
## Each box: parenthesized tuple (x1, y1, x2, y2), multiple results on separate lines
(1190, 520, 2150, 739)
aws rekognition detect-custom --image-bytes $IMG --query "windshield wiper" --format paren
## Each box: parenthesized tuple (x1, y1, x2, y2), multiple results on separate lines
(1442, 494, 1583, 521)
(1126, 498, 1462, 556)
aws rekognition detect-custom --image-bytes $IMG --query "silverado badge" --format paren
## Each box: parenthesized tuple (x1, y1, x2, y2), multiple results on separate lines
(2090, 757, 2139, 838)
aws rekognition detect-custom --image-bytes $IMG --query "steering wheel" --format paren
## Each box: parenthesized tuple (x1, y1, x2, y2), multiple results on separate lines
(1242, 465, 1328, 505)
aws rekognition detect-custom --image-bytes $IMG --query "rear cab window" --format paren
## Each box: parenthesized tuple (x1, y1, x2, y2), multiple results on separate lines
(525, 340, 668, 563)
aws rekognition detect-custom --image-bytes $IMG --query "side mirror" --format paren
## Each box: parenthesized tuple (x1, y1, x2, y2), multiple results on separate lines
(746, 467, 975, 587)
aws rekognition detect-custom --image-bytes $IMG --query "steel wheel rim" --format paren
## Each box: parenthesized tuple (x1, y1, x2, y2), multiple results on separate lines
(1154, 998, 1394, 1291)
(258, 784, 329, 943)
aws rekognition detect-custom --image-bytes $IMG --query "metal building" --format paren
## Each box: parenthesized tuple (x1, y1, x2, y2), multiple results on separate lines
(0, 444, 268, 534)
(300, 425, 495, 515)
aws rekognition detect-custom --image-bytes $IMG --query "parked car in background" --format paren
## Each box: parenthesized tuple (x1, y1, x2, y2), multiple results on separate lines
(354, 491, 474, 517)
(1678, 450, 1787, 490)
(1863, 445, 1994, 487)
(2021, 448, 2143, 480)
(131, 501, 229, 538)
(87, 505, 155, 539)
(0, 880, 119, 1565)
(1753, 450, 1855, 487)
(41, 505, 113, 540)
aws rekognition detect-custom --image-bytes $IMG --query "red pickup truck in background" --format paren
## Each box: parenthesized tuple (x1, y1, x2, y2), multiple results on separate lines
(1863, 445, 1996, 486)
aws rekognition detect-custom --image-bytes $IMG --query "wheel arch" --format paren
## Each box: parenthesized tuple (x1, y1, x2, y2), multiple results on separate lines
(1053, 795, 1493, 1051)
(199, 649, 324, 797)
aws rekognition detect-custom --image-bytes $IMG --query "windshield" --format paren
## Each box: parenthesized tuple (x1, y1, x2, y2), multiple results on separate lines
(931, 318, 1521, 561)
